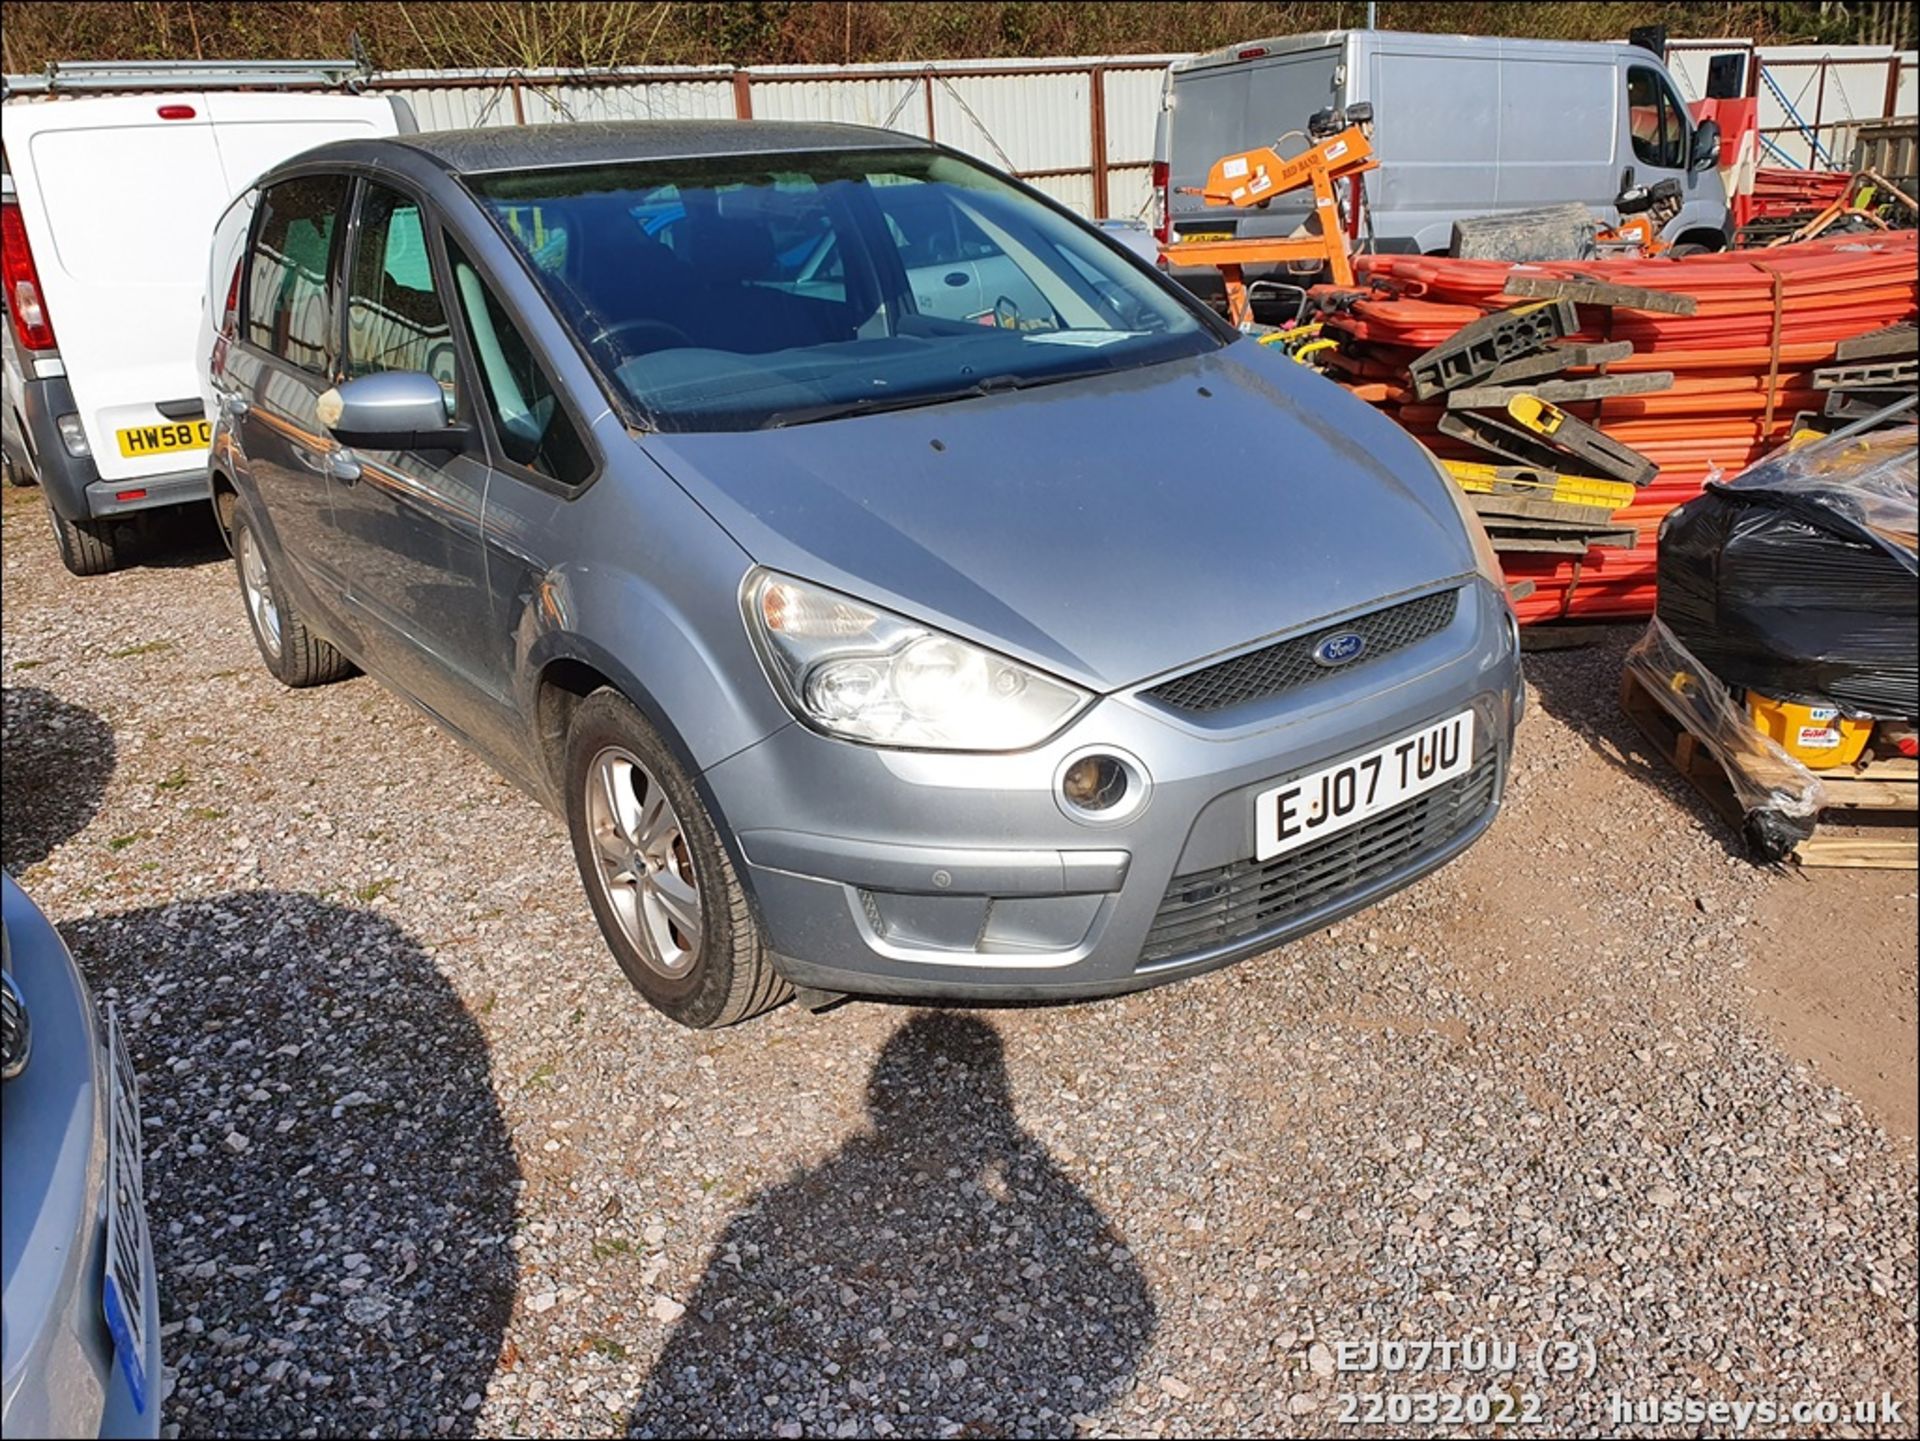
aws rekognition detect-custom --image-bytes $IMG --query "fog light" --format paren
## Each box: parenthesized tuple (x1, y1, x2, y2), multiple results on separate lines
(1054, 746, 1150, 825)
(1063, 754, 1127, 811)
(56, 413, 90, 458)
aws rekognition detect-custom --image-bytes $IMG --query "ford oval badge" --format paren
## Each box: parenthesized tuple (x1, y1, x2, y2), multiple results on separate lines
(1313, 631, 1367, 667)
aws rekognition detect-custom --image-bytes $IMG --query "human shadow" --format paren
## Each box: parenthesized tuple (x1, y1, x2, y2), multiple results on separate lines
(627, 1012, 1156, 1438)
(1, 684, 116, 870)
(59, 892, 519, 1438)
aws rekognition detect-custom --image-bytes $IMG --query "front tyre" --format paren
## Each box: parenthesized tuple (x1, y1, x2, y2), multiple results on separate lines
(565, 689, 789, 1029)
(230, 500, 352, 687)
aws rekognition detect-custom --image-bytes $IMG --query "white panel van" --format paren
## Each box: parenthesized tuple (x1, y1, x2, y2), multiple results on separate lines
(1152, 31, 1730, 285)
(2, 87, 410, 572)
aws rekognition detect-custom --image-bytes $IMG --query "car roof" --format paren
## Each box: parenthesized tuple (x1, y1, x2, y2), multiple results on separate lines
(385, 118, 924, 175)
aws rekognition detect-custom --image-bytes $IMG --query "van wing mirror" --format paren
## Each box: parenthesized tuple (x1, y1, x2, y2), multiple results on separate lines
(317, 371, 467, 452)
(1690, 118, 1722, 173)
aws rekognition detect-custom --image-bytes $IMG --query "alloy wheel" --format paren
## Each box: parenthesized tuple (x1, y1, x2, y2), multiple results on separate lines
(584, 746, 704, 977)
(237, 524, 282, 659)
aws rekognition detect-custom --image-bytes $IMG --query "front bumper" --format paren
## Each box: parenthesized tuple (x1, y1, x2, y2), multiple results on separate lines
(705, 577, 1522, 1000)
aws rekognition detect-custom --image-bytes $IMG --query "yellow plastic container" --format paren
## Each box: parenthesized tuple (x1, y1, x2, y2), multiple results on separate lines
(1746, 692, 1873, 769)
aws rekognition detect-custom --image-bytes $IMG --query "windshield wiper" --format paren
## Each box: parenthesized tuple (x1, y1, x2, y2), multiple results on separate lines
(762, 373, 1036, 429)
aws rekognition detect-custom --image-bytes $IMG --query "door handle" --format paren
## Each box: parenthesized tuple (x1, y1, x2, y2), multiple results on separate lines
(326, 448, 362, 485)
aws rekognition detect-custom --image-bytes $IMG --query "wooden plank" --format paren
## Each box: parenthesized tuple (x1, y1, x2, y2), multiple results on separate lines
(1793, 836, 1919, 868)
(1815, 778, 1920, 809)
(1850, 756, 1920, 782)
(1445, 371, 1675, 410)
(1502, 274, 1699, 315)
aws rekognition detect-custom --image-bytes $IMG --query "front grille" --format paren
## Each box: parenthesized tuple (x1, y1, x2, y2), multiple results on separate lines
(1144, 589, 1459, 716)
(1139, 746, 1498, 965)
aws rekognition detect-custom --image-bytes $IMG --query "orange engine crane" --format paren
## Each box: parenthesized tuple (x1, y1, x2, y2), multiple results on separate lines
(1159, 104, 1379, 329)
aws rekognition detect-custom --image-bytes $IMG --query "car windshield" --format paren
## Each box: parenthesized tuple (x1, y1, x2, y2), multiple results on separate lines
(465, 148, 1220, 432)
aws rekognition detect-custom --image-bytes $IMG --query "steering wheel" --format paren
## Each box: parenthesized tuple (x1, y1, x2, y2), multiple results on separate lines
(992, 295, 1023, 331)
(587, 318, 692, 356)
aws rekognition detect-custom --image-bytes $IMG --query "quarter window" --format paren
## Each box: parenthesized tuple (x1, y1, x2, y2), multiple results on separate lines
(246, 175, 349, 373)
(447, 239, 593, 489)
(1627, 67, 1689, 171)
(346, 182, 458, 408)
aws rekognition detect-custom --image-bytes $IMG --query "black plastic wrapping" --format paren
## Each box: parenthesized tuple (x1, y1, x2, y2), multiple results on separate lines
(1655, 426, 1918, 719)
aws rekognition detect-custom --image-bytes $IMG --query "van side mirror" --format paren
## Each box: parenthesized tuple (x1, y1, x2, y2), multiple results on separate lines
(1690, 118, 1722, 172)
(317, 371, 468, 452)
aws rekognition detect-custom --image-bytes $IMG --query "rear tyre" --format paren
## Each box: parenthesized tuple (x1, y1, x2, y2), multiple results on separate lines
(1669, 242, 1713, 257)
(230, 500, 352, 688)
(44, 492, 127, 576)
(564, 689, 790, 1029)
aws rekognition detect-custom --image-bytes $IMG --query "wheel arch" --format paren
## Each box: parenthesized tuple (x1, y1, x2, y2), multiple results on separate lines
(529, 639, 776, 937)
(209, 466, 240, 551)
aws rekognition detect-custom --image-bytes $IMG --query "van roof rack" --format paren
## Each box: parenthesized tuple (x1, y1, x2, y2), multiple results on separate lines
(4, 57, 370, 99)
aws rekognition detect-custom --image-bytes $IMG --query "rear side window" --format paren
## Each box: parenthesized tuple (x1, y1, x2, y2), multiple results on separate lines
(446, 239, 593, 489)
(1627, 67, 1689, 170)
(345, 182, 458, 408)
(247, 175, 349, 374)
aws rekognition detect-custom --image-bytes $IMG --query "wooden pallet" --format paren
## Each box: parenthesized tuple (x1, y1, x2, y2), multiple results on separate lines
(1620, 670, 1919, 869)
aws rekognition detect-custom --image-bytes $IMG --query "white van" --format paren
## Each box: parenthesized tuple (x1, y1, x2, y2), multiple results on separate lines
(2, 85, 411, 573)
(1153, 31, 1730, 271)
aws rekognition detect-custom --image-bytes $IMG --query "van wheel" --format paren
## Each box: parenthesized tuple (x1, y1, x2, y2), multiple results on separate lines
(231, 500, 352, 687)
(1669, 242, 1713, 257)
(44, 493, 127, 576)
(565, 689, 790, 1029)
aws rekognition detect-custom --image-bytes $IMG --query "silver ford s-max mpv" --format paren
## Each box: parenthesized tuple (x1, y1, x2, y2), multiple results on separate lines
(205, 120, 1522, 1028)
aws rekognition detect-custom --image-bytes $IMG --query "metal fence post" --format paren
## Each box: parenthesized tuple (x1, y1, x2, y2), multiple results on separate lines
(1090, 64, 1110, 217)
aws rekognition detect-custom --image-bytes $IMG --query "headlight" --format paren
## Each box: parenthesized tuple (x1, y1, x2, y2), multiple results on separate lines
(744, 571, 1090, 750)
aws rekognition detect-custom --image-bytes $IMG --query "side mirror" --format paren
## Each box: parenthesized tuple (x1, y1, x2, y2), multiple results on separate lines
(316, 371, 467, 452)
(1690, 118, 1721, 172)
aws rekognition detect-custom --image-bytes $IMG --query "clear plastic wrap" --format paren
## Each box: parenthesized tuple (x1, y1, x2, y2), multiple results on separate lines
(1717, 423, 1917, 559)
(1625, 618, 1826, 862)
(1656, 425, 1918, 719)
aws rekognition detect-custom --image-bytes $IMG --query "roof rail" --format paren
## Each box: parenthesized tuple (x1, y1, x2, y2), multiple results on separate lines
(4, 57, 370, 99)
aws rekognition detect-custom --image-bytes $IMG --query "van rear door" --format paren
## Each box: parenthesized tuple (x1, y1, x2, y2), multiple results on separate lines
(7, 95, 228, 483)
(201, 92, 399, 196)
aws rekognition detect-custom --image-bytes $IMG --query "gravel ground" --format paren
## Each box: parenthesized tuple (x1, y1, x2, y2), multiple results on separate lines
(3, 485, 1915, 1439)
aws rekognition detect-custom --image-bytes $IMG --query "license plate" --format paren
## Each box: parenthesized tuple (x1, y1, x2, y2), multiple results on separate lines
(115, 419, 211, 458)
(102, 1006, 153, 1416)
(1255, 711, 1476, 861)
